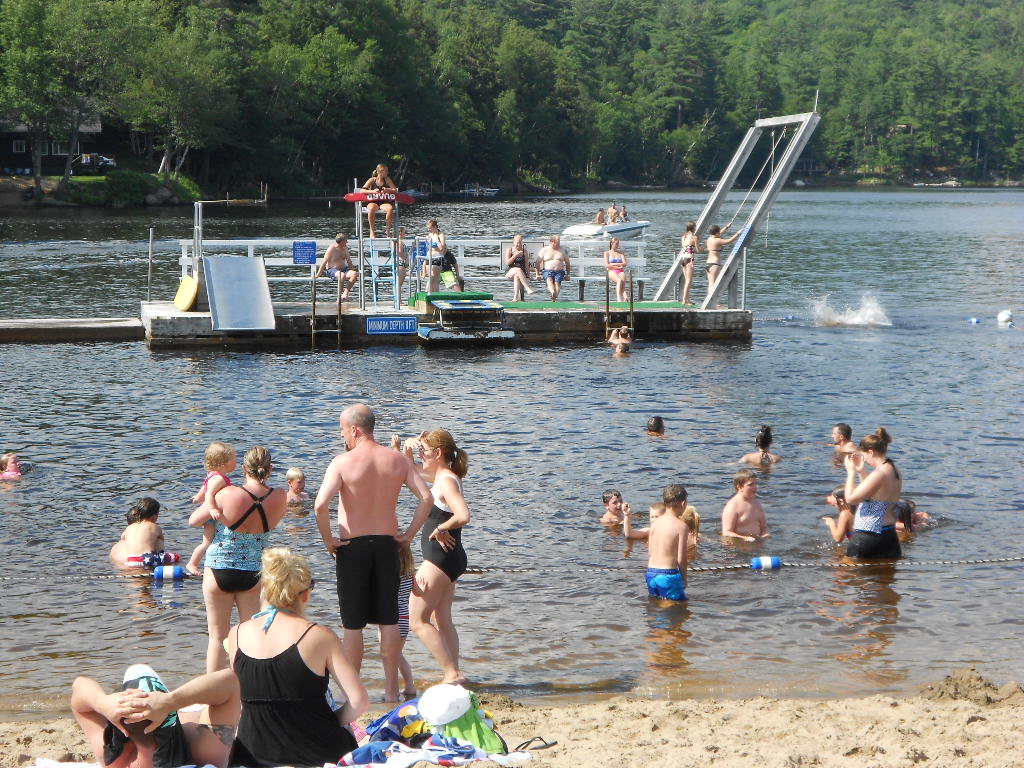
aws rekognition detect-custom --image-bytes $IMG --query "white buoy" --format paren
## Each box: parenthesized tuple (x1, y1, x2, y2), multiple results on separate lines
(997, 309, 1013, 324)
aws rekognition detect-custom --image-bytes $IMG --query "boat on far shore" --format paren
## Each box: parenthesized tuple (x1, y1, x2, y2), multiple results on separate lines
(438, 183, 500, 198)
(561, 219, 651, 239)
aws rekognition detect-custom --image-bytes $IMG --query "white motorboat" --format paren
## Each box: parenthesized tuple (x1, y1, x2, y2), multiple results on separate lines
(561, 219, 651, 239)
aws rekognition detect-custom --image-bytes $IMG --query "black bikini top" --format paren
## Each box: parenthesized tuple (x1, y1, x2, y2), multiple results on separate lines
(229, 487, 273, 532)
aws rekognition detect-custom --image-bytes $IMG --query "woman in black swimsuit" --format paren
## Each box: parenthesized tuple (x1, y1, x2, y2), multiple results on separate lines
(228, 547, 367, 767)
(406, 429, 471, 685)
(190, 446, 289, 673)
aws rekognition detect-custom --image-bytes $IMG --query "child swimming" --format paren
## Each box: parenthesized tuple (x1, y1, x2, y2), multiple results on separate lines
(822, 485, 854, 543)
(110, 497, 179, 567)
(0, 452, 22, 480)
(600, 489, 628, 525)
(624, 501, 700, 550)
(721, 469, 770, 541)
(186, 442, 237, 576)
(286, 467, 307, 505)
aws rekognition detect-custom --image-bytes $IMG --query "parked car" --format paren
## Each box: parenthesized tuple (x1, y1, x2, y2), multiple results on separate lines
(75, 153, 116, 174)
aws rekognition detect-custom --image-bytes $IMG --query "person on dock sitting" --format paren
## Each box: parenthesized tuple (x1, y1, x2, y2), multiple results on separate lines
(604, 237, 629, 302)
(315, 235, 359, 301)
(537, 234, 570, 302)
(505, 233, 536, 302)
(360, 164, 398, 238)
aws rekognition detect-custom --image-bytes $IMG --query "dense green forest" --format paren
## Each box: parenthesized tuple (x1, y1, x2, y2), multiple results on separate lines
(2, 0, 1022, 195)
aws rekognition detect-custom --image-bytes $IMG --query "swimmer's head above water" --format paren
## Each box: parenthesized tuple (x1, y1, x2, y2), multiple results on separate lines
(127, 497, 160, 525)
(647, 416, 665, 435)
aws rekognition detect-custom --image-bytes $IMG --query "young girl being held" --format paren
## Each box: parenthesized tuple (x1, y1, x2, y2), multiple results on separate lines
(187, 442, 237, 576)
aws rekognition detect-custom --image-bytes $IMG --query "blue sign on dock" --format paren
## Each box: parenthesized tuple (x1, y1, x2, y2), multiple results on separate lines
(366, 316, 418, 335)
(292, 240, 317, 264)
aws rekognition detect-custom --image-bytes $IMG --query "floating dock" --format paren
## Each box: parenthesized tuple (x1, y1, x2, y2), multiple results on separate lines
(140, 295, 751, 348)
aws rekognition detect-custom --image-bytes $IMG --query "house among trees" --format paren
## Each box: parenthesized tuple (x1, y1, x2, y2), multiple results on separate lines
(0, 117, 104, 175)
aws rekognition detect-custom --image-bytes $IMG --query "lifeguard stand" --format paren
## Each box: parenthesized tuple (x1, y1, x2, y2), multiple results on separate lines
(344, 184, 417, 310)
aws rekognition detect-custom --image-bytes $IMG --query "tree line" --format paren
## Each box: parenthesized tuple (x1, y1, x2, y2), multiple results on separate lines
(2, 0, 1022, 196)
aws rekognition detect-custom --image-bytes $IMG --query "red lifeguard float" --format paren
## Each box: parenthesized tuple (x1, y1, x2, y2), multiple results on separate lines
(343, 191, 417, 205)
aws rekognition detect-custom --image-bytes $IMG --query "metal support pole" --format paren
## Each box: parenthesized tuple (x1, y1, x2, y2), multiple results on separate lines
(741, 247, 747, 310)
(629, 269, 635, 333)
(146, 227, 154, 302)
(605, 273, 610, 338)
(311, 273, 317, 348)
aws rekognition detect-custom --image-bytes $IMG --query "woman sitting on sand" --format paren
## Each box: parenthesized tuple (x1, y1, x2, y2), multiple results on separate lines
(227, 547, 367, 766)
(72, 548, 368, 768)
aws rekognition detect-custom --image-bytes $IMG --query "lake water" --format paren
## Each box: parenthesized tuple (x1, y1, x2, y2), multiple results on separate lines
(1, 189, 1022, 716)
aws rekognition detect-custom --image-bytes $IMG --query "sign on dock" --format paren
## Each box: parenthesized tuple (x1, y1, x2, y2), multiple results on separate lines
(366, 316, 418, 335)
(292, 241, 317, 264)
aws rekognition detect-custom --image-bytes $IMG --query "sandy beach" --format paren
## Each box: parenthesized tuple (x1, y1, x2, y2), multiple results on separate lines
(2, 668, 1021, 768)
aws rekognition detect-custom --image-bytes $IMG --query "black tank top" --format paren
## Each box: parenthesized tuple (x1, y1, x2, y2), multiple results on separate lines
(229, 623, 356, 767)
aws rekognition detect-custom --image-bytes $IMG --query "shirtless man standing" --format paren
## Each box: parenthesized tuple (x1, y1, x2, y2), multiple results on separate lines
(704, 224, 741, 298)
(314, 404, 433, 672)
(315, 234, 359, 301)
(537, 234, 570, 301)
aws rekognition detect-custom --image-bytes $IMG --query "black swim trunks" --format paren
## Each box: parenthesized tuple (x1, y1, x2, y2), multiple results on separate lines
(211, 567, 261, 593)
(421, 506, 468, 583)
(335, 534, 399, 629)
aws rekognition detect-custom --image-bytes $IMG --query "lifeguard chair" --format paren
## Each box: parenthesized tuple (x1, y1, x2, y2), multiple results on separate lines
(343, 186, 417, 309)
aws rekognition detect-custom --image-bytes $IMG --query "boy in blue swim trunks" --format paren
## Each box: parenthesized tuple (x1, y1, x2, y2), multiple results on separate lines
(644, 484, 690, 601)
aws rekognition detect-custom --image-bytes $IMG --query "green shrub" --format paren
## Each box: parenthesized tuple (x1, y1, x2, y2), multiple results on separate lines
(105, 170, 161, 205)
(166, 174, 202, 203)
(63, 179, 108, 205)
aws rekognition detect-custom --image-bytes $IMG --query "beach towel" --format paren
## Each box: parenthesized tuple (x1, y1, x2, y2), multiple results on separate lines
(337, 734, 531, 767)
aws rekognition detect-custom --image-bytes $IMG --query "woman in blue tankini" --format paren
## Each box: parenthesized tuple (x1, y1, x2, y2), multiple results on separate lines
(843, 428, 903, 558)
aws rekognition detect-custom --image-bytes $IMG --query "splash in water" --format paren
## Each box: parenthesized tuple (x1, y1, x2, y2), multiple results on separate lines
(810, 293, 892, 327)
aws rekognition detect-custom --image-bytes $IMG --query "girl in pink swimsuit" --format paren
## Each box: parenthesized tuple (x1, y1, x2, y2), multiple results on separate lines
(187, 442, 237, 576)
(603, 237, 629, 302)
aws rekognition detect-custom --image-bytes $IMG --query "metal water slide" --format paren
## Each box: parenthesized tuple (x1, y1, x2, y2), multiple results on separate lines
(652, 112, 820, 307)
(192, 202, 276, 331)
